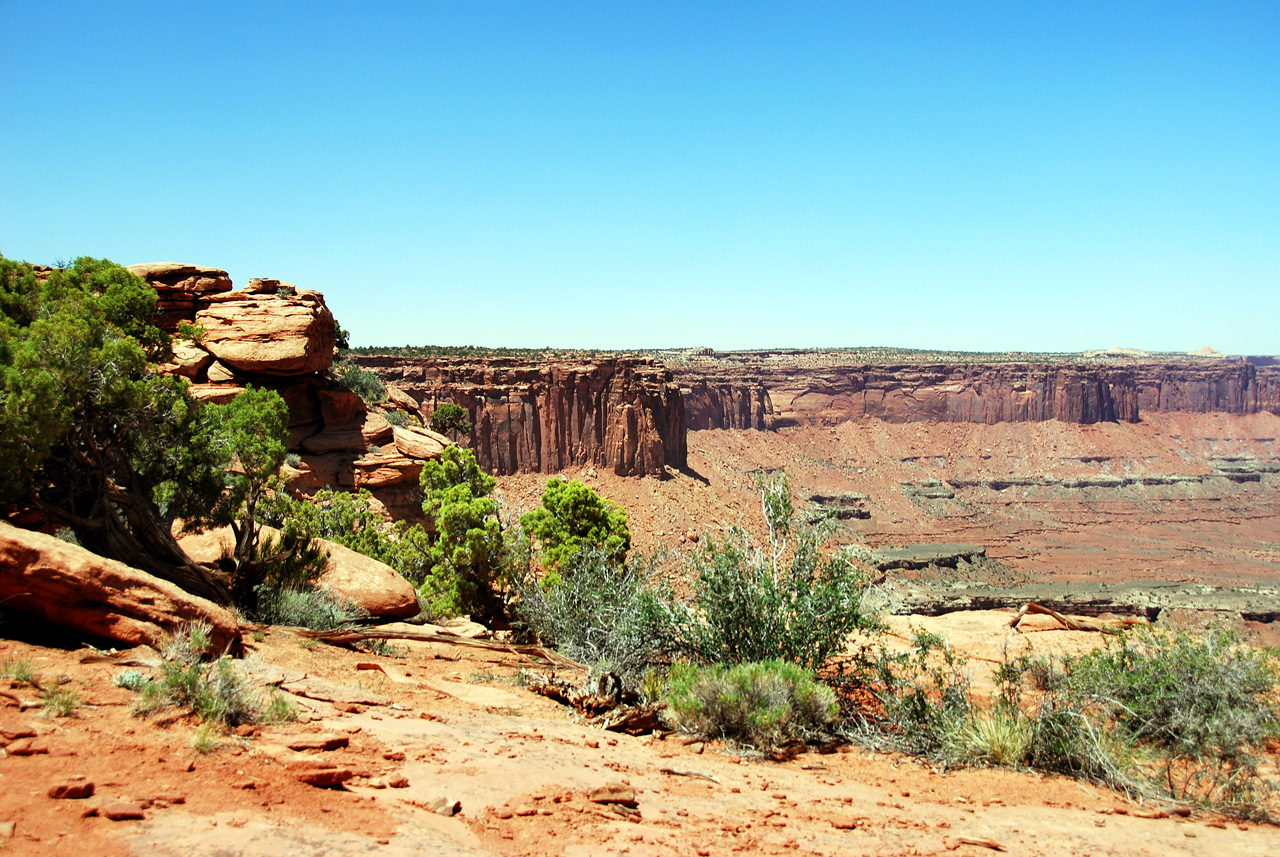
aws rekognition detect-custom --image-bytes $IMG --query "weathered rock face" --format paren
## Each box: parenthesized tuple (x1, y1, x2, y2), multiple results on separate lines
(355, 357, 687, 477)
(672, 353, 1280, 429)
(0, 521, 241, 653)
(126, 262, 233, 332)
(196, 292, 335, 375)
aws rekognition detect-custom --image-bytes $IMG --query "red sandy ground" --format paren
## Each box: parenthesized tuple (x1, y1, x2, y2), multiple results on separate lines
(3, 613, 1277, 857)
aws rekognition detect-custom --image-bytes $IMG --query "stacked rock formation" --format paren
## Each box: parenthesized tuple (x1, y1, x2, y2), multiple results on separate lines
(129, 262, 451, 518)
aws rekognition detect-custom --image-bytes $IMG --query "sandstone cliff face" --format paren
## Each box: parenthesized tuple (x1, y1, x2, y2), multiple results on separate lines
(672, 354, 1280, 430)
(355, 357, 687, 477)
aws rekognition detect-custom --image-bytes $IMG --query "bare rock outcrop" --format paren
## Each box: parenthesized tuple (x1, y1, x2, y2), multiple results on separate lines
(126, 262, 232, 332)
(0, 521, 241, 653)
(355, 356, 686, 477)
(195, 291, 335, 376)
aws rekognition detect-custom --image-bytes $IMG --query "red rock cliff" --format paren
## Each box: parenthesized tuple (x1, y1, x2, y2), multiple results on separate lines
(671, 353, 1279, 429)
(354, 357, 687, 477)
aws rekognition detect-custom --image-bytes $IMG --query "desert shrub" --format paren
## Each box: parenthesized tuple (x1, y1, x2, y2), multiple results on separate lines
(333, 359, 386, 405)
(252, 584, 368, 630)
(511, 547, 676, 685)
(0, 654, 39, 685)
(420, 447, 507, 620)
(41, 687, 81, 718)
(429, 402, 472, 438)
(520, 478, 630, 573)
(856, 630, 974, 757)
(950, 708, 1032, 767)
(384, 410, 409, 427)
(666, 660, 838, 754)
(676, 472, 876, 672)
(1021, 625, 1280, 818)
(125, 622, 263, 729)
(114, 670, 149, 691)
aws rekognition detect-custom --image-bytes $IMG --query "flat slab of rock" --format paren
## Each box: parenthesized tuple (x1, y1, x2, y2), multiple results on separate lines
(291, 765, 355, 788)
(0, 521, 241, 653)
(285, 733, 350, 752)
(392, 426, 451, 460)
(280, 676, 390, 707)
(48, 781, 95, 799)
(6, 738, 49, 756)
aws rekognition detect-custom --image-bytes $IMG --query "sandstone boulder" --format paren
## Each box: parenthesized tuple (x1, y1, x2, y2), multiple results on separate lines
(392, 426, 451, 460)
(317, 540, 419, 620)
(163, 340, 213, 378)
(302, 427, 374, 454)
(195, 292, 335, 375)
(353, 449, 424, 488)
(127, 262, 234, 332)
(361, 412, 394, 446)
(187, 383, 244, 404)
(384, 385, 420, 412)
(0, 522, 241, 653)
(179, 526, 417, 620)
(206, 360, 237, 383)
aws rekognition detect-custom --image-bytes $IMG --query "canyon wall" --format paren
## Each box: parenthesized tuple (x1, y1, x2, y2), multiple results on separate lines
(670, 354, 1280, 430)
(356, 357, 687, 477)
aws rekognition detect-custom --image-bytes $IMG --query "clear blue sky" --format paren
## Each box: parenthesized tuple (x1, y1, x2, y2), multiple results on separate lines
(2, 2, 1277, 353)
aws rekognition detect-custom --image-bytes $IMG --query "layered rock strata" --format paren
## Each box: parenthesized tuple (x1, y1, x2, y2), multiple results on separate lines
(354, 357, 687, 477)
(669, 353, 1280, 429)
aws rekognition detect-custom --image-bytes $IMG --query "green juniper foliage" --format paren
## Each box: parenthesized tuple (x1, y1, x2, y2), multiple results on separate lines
(520, 478, 630, 574)
(419, 447, 506, 620)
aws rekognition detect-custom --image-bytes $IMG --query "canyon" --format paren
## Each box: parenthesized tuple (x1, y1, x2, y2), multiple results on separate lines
(353, 349, 1280, 629)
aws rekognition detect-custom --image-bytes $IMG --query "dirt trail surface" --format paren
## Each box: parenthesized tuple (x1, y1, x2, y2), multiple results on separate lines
(3, 614, 1277, 857)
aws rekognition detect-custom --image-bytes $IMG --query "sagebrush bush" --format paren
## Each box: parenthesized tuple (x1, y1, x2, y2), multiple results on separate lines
(1021, 625, 1280, 818)
(858, 630, 974, 757)
(332, 360, 386, 405)
(512, 547, 675, 685)
(676, 473, 877, 672)
(666, 660, 838, 754)
(125, 622, 269, 729)
(252, 584, 368, 630)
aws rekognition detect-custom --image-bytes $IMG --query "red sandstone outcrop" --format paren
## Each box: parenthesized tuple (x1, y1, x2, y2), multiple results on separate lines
(126, 262, 233, 332)
(354, 357, 687, 477)
(195, 291, 335, 376)
(0, 521, 241, 653)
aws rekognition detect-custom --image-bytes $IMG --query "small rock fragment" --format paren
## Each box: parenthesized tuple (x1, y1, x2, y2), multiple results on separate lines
(831, 814, 858, 830)
(294, 767, 355, 788)
(5, 739, 48, 756)
(102, 802, 146, 821)
(426, 797, 460, 816)
(388, 776, 410, 789)
(287, 733, 350, 752)
(589, 783, 638, 807)
(48, 782, 95, 800)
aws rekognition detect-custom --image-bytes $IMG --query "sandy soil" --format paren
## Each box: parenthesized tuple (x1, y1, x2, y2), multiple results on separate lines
(3, 612, 1278, 857)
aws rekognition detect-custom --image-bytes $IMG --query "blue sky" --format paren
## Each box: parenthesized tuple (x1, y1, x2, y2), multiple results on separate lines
(2, 2, 1277, 353)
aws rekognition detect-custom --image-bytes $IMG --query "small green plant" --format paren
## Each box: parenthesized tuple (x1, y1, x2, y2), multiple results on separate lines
(333, 359, 386, 405)
(951, 709, 1032, 766)
(512, 548, 675, 686)
(262, 691, 299, 723)
(191, 722, 222, 754)
(676, 472, 877, 672)
(856, 630, 974, 757)
(0, 654, 39, 686)
(41, 687, 81, 718)
(384, 410, 410, 427)
(666, 660, 838, 755)
(114, 670, 150, 691)
(126, 622, 262, 729)
(175, 321, 206, 343)
(429, 403, 472, 438)
(253, 585, 367, 630)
